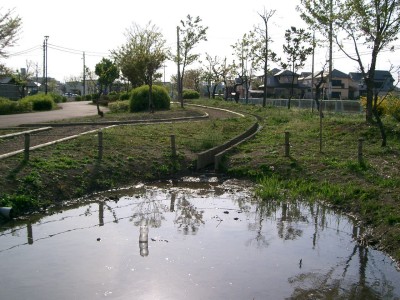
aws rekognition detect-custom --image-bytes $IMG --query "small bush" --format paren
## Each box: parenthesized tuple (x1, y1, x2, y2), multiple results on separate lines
(90, 93, 99, 101)
(75, 95, 82, 101)
(183, 89, 200, 99)
(130, 85, 170, 112)
(0, 194, 47, 216)
(119, 91, 131, 101)
(386, 93, 400, 121)
(108, 92, 119, 102)
(360, 96, 387, 116)
(50, 93, 64, 103)
(0, 97, 32, 114)
(20, 94, 55, 111)
(108, 100, 130, 113)
(85, 94, 92, 101)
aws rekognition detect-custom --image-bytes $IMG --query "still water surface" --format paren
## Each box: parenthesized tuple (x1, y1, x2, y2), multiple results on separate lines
(0, 177, 399, 299)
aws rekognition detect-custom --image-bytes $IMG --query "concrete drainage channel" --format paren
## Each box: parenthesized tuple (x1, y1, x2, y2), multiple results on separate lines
(186, 104, 261, 171)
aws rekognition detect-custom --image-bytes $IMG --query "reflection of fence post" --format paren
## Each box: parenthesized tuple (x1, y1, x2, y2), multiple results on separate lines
(170, 135, 176, 157)
(24, 133, 30, 161)
(27, 222, 33, 245)
(98, 130, 103, 160)
(284, 131, 290, 157)
(358, 138, 364, 165)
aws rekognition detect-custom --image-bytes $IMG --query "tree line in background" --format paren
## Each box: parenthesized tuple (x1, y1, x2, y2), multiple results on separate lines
(1, 1, 400, 145)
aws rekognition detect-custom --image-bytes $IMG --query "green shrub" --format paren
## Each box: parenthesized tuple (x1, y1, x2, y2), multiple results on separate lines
(50, 93, 64, 103)
(85, 94, 92, 101)
(0, 97, 33, 114)
(130, 85, 170, 112)
(108, 91, 119, 102)
(90, 93, 98, 101)
(386, 93, 400, 121)
(108, 100, 130, 113)
(75, 95, 82, 101)
(20, 94, 55, 111)
(119, 91, 131, 101)
(183, 89, 200, 99)
(0, 194, 47, 216)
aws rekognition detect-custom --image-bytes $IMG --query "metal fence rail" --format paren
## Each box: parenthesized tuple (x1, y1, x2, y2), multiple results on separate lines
(238, 98, 363, 113)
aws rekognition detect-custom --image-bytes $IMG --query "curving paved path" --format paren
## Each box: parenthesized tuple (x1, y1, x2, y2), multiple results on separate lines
(0, 101, 107, 128)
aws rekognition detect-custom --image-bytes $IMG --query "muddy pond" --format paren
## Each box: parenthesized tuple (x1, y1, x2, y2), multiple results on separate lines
(0, 177, 399, 299)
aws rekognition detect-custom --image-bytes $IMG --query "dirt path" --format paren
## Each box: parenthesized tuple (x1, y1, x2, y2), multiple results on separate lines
(0, 101, 106, 128)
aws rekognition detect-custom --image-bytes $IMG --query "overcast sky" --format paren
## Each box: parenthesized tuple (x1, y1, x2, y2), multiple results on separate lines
(2, 0, 399, 83)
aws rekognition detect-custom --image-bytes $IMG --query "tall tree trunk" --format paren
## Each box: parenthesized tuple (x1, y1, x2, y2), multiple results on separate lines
(365, 78, 374, 123)
(372, 95, 387, 147)
(96, 86, 104, 117)
(212, 84, 218, 99)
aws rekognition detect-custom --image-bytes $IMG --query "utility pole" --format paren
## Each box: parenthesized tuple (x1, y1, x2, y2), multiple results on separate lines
(328, 0, 333, 100)
(177, 26, 182, 107)
(82, 51, 86, 97)
(43, 36, 49, 94)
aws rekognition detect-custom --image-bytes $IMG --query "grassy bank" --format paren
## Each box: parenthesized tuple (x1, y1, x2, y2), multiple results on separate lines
(192, 99, 400, 262)
(1, 99, 399, 262)
(0, 104, 254, 214)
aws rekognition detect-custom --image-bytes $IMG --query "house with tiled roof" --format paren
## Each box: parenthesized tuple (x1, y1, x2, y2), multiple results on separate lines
(350, 70, 395, 97)
(255, 68, 395, 100)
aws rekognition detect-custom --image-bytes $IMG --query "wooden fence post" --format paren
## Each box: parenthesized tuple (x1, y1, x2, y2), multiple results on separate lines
(358, 138, 364, 165)
(284, 131, 290, 157)
(170, 135, 176, 157)
(98, 130, 103, 160)
(24, 133, 30, 161)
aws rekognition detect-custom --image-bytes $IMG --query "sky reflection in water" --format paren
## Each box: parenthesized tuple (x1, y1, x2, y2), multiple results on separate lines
(0, 178, 399, 300)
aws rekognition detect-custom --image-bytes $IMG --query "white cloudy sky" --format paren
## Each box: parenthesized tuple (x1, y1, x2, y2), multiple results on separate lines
(2, 0, 399, 83)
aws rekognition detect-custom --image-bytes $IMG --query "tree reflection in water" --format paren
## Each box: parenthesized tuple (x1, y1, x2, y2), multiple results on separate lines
(129, 189, 168, 228)
(246, 200, 274, 248)
(288, 246, 395, 299)
(288, 207, 397, 299)
(277, 201, 307, 241)
(174, 195, 204, 235)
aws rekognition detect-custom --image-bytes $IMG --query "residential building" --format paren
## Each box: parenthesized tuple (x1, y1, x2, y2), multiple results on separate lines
(350, 70, 395, 97)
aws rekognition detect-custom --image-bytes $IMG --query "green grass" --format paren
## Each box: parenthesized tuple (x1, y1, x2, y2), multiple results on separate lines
(1, 98, 400, 262)
(190, 99, 400, 261)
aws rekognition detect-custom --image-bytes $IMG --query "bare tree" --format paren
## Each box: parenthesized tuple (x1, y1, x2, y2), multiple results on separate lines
(257, 8, 277, 107)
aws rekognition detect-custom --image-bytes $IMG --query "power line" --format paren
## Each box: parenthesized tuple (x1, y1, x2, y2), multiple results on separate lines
(8, 45, 42, 57)
(7, 43, 109, 58)
(48, 43, 109, 57)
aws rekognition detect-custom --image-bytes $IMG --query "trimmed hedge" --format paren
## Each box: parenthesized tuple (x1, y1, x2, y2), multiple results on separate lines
(20, 94, 55, 111)
(0, 97, 32, 114)
(183, 89, 200, 99)
(130, 85, 170, 112)
(108, 100, 130, 113)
